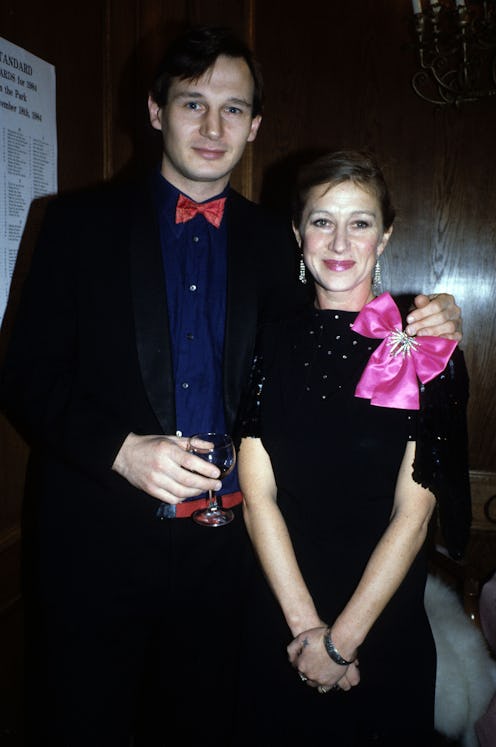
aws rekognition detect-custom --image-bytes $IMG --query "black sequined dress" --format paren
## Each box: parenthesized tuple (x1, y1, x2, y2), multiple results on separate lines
(235, 305, 439, 747)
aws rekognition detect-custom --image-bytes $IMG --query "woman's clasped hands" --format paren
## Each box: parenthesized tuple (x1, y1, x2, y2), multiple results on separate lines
(288, 625, 360, 695)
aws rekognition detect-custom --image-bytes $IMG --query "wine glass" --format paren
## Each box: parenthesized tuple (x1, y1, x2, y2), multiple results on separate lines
(189, 433, 236, 527)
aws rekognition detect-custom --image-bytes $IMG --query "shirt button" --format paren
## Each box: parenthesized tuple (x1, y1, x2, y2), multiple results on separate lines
(181, 382, 189, 389)
(186, 333, 195, 341)
(176, 430, 182, 437)
(193, 235, 199, 243)
(189, 284, 197, 292)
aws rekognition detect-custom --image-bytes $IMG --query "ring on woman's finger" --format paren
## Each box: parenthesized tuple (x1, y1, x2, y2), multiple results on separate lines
(298, 672, 308, 682)
(317, 685, 330, 694)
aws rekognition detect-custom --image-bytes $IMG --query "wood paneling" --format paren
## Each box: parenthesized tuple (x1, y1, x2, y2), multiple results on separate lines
(431, 471, 496, 627)
(471, 471, 496, 532)
(1, 1, 106, 192)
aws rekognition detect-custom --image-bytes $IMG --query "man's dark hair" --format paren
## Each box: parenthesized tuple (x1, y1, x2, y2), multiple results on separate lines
(150, 25, 264, 116)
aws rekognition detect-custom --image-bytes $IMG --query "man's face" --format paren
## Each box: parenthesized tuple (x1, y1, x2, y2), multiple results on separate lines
(148, 55, 262, 200)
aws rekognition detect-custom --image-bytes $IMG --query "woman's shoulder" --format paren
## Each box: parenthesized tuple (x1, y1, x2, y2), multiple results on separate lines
(258, 307, 310, 347)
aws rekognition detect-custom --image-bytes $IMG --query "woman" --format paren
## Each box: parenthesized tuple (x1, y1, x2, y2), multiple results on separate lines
(235, 150, 469, 746)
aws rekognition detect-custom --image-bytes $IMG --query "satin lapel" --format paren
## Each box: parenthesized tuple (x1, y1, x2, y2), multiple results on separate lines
(223, 193, 259, 431)
(128, 183, 175, 434)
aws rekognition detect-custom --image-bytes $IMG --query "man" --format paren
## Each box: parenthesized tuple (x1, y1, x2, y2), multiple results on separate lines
(0, 25, 462, 747)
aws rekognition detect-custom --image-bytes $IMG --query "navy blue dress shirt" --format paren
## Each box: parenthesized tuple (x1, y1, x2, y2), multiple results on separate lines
(152, 170, 239, 497)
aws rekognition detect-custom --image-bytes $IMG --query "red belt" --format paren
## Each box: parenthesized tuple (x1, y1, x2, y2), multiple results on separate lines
(159, 491, 243, 519)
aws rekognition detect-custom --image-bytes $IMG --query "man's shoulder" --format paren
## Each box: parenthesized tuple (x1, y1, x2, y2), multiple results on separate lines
(34, 174, 155, 247)
(228, 189, 283, 219)
(48, 174, 148, 212)
(227, 190, 292, 243)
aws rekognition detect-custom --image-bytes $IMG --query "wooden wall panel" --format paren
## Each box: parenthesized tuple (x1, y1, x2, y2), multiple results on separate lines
(1, 0, 106, 191)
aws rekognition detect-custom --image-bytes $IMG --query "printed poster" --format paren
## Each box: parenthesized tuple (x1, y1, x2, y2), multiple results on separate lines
(0, 37, 57, 328)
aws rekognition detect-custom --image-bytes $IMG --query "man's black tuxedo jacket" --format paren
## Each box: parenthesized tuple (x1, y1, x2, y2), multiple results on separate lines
(0, 175, 304, 542)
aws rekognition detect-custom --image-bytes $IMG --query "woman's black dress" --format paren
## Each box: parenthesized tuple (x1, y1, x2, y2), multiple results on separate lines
(235, 306, 437, 747)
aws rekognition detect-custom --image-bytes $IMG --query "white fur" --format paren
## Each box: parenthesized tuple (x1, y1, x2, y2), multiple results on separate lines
(425, 573, 496, 747)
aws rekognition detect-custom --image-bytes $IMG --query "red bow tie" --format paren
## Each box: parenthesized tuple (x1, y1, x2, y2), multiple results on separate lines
(175, 194, 226, 228)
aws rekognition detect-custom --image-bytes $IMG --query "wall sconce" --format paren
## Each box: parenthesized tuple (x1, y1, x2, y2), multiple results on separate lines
(411, 0, 496, 105)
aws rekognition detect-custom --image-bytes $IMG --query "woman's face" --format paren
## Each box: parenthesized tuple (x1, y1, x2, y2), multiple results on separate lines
(294, 181, 393, 310)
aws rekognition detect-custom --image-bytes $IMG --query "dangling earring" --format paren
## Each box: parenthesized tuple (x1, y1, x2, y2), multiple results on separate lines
(298, 255, 307, 285)
(372, 258, 382, 297)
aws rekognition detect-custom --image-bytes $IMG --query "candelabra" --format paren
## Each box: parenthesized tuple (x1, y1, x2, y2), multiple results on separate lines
(410, 0, 496, 105)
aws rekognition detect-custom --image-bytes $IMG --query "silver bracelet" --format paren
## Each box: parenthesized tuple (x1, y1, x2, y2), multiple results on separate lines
(323, 628, 355, 666)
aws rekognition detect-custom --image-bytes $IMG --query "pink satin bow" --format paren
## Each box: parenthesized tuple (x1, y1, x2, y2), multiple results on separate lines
(351, 292, 457, 409)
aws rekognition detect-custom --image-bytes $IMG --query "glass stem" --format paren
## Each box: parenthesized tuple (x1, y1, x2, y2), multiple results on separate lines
(207, 489, 218, 513)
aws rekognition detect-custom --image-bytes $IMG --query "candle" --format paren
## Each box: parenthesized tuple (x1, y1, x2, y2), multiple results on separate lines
(412, 0, 423, 13)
